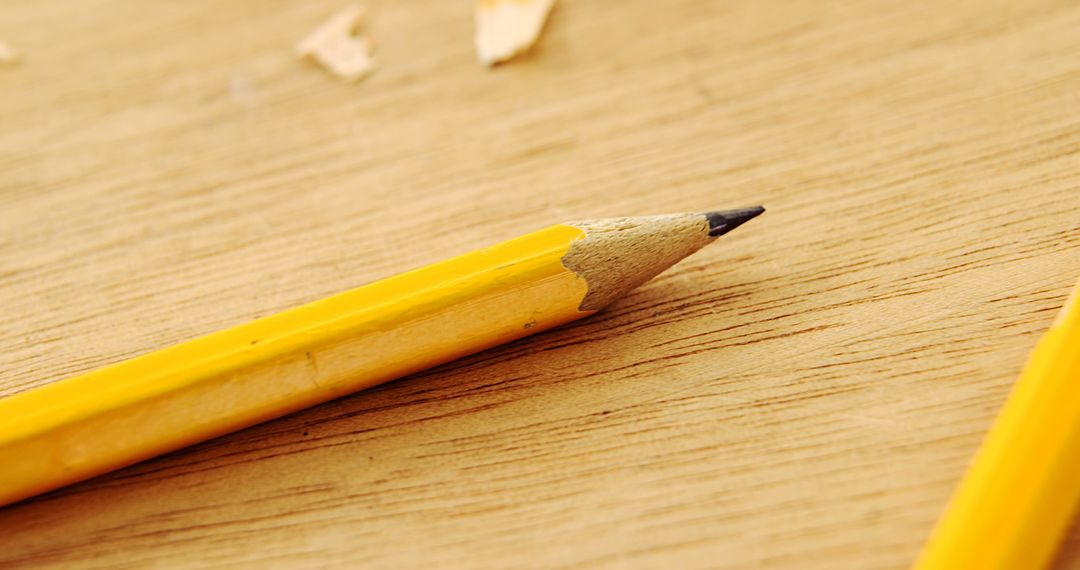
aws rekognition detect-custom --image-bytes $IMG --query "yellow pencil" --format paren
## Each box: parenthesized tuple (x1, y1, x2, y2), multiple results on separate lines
(915, 278, 1080, 569)
(0, 207, 764, 507)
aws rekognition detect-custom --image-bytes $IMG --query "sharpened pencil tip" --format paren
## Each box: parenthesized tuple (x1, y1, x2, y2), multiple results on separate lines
(704, 206, 765, 237)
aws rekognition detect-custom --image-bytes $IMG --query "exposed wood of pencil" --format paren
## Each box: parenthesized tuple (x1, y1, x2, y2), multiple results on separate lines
(1, 0, 1079, 568)
(0, 210, 759, 507)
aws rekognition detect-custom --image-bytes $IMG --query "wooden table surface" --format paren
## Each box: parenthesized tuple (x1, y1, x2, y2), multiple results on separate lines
(2, 0, 1079, 568)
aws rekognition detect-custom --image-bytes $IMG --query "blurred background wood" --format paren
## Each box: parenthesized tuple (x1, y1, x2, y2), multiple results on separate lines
(1, 0, 1078, 567)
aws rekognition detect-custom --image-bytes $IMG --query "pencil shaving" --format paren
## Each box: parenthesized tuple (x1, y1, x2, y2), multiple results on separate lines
(0, 41, 21, 65)
(474, 0, 556, 66)
(297, 5, 374, 82)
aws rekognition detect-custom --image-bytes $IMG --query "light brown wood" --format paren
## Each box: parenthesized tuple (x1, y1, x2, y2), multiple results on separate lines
(0, 0, 1078, 568)
(565, 213, 714, 311)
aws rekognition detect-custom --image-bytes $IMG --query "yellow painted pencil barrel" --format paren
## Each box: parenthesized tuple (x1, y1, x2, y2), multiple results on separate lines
(915, 280, 1080, 569)
(0, 208, 764, 507)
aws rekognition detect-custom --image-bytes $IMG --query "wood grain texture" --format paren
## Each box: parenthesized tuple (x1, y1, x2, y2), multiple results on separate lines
(1, 0, 1078, 568)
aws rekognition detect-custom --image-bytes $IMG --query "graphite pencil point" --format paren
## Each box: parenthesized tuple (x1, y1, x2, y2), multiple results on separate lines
(704, 206, 765, 237)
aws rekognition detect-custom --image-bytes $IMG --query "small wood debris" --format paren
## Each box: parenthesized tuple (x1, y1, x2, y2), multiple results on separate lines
(0, 41, 21, 65)
(297, 5, 375, 82)
(474, 0, 556, 66)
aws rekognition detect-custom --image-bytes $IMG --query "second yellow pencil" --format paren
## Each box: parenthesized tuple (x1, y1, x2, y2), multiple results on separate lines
(915, 279, 1080, 569)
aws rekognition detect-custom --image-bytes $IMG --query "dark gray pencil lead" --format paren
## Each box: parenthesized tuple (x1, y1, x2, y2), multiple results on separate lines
(704, 206, 765, 237)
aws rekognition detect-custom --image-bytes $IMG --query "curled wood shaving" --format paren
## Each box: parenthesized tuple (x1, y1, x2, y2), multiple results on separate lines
(474, 0, 556, 66)
(297, 5, 375, 82)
